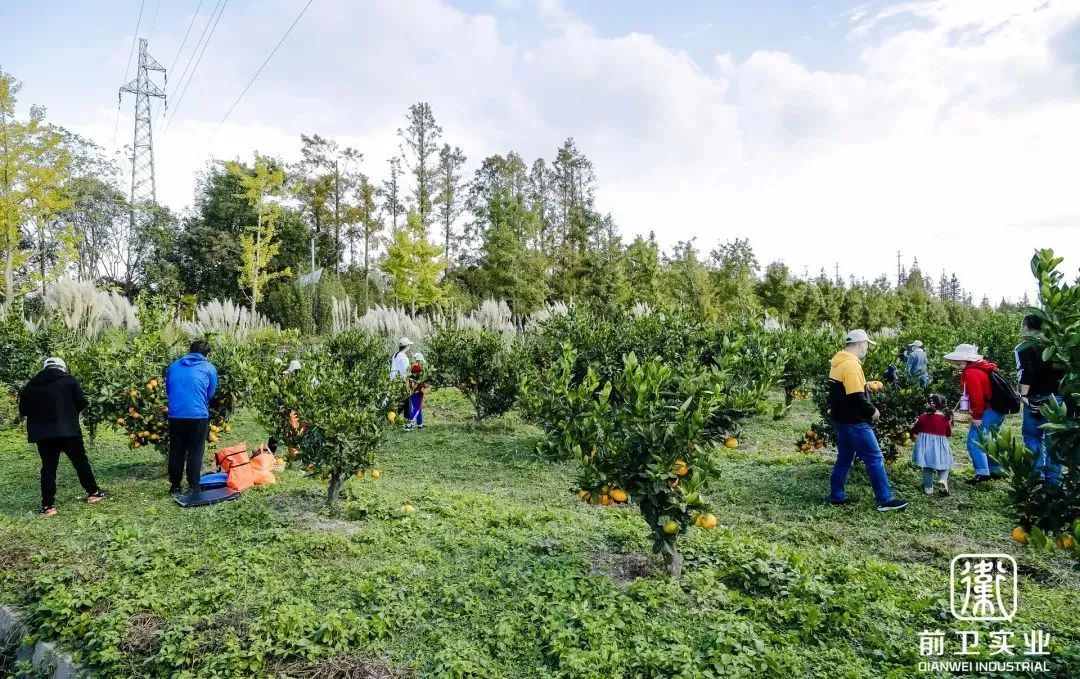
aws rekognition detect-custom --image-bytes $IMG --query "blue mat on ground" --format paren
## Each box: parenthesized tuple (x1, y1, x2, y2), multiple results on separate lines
(200, 472, 228, 490)
(174, 486, 241, 508)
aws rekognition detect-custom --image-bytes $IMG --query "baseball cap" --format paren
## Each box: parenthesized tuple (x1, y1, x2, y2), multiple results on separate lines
(844, 330, 876, 345)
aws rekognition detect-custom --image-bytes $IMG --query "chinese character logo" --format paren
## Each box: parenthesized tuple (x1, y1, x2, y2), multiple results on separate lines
(950, 554, 1018, 622)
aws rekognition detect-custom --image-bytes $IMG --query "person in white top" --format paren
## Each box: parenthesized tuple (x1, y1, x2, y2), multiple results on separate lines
(390, 337, 413, 381)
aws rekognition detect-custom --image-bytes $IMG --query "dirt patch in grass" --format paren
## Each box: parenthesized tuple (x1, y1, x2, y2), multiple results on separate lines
(588, 550, 655, 584)
(269, 493, 362, 535)
(270, 655, 410, 678)
(0, 545, 32, 572)
(120, 612, 164, 656)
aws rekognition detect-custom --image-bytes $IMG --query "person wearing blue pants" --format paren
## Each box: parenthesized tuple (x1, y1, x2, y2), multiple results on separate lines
(827, 330, 909, 512)
(405, 352, 427, 432)
(906, 340, 930, 388)
(945, 343, 1007, 484)
(1015, 314, 1065, 484)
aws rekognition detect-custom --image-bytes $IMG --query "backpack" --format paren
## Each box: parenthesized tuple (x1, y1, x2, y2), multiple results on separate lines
(988, 370, 1022, 415)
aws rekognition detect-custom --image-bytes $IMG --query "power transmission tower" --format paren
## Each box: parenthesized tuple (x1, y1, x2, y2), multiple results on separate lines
(119, 39, 166, 217)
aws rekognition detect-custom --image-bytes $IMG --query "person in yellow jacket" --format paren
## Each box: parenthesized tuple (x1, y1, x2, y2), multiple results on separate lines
(827, 330, 909, 512)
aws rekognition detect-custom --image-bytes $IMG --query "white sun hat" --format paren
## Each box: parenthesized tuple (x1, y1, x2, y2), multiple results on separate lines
(944, 344, 983, 362)
(399, 337, 413, 347)
(412, 352, 425, 363)
(909, 340, 924, 348)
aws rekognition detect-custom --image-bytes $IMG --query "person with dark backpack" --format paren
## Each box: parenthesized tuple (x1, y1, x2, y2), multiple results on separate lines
(1015, 314, 1066, 484)
(18, 357, 107, 515)
(945, 343, 1009, 484)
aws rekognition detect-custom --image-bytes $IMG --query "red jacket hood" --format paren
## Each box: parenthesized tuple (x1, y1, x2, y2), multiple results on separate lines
(964, 360, 997, 374)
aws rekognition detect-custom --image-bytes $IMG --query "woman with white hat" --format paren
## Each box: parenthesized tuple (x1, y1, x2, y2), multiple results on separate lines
(390, 338, 413, 382)
(944, 343, 1007, 484)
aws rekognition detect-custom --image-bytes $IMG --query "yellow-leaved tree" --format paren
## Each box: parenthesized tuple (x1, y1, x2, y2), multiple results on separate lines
(228, 154, 291, 316)
(0, 69, 71, 309)
(383, 210, 444, 313)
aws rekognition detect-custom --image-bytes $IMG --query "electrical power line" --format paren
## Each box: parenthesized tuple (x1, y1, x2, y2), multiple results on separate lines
(144, 0, 163, 43)
(164, 0, 222, 119)
(161, 0, 207, 121)
(113, 0, 147, 148)
(210, 0, 316, 139)
(163, 0, 229, 132)
(165, 0, 205, 85)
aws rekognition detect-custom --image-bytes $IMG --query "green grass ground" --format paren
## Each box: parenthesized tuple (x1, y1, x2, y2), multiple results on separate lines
(0, 392, 1077, 678)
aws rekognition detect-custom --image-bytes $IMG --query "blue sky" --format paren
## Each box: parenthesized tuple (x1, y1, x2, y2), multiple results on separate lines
(2, 0, 1079, 301)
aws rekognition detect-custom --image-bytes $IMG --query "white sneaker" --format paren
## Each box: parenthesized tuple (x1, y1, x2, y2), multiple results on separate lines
(924, 487, 934, 495)
(938, 481, 950, 496)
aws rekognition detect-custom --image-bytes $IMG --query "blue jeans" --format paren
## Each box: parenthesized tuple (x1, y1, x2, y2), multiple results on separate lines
(967, 408, 1005, 476)
(407, 393, 423, 426)
(1023, 400, 1061, 484)
(830, 421, 894, 504)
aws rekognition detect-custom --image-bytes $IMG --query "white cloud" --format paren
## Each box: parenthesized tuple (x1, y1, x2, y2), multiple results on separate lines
(86, 0, 1080, 300)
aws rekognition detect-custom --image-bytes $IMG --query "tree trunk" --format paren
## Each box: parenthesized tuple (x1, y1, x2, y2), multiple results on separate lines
(326, 471, 345, 511)
(363, 232, 370, 310)
(663, 546, 683, 578)
(784, 388, 794, 407)
(334, 160, 341, 271)
(38, 223, 46, 300)
(3, 247, 13, 312)
(252, 193, 263, 318)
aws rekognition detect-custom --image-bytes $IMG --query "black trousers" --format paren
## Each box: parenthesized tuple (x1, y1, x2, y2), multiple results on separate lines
(37, 436, 99, 509)
(168, 418, 210, 491)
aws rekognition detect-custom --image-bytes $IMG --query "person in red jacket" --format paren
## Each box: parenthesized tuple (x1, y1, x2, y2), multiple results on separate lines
(945, 344, 1006, 484)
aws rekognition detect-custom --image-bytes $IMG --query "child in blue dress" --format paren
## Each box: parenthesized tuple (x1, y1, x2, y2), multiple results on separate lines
(911, 394, 954, 495)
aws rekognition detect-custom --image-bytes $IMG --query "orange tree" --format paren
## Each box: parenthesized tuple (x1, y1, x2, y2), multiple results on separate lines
(251, 331, 405, 509)
(773, 327, 839, 406)
(113, 334, 258, 454)
(427, 327, 523, 425)
(522, 346, 775, 577)
(0, 305, 40, 393)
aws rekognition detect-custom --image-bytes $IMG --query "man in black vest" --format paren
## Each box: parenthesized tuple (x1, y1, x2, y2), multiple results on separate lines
(18, 357, 106, 515)
(1016, 314, 1066, 484)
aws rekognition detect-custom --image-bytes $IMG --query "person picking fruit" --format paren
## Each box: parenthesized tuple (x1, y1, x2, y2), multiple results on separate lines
(18, 357, 107, 516)
(826, 330, 909, 512)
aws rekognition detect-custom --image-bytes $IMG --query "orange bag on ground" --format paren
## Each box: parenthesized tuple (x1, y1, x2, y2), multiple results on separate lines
(215, 443, 258, 492)
(249, 445, 277, 486)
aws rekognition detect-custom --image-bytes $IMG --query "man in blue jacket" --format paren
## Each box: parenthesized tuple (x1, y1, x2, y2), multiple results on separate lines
(165, 340, 218, 496)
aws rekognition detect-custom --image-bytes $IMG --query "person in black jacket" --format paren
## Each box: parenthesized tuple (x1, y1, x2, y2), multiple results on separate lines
(1016, 314, 1066, 484)
(18, 357, 106, 516)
